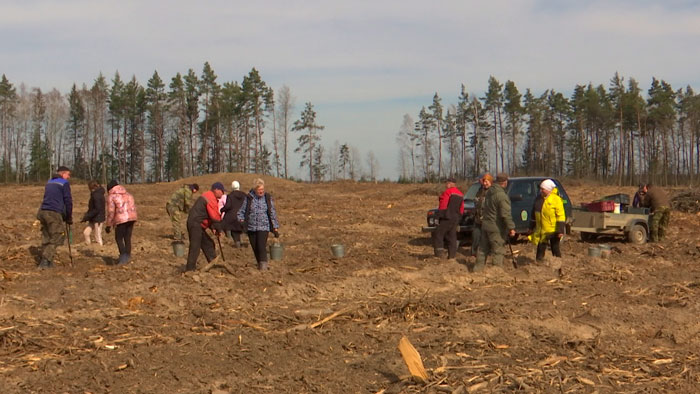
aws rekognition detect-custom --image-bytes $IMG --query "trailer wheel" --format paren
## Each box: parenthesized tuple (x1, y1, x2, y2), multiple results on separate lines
(580, 232, 597, 242)
(627, 224, 647, 244)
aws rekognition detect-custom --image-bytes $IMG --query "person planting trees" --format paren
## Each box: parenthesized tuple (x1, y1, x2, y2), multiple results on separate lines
(185, 182, 225, 272)
(220, 180, 247, 248)
(166, 183, 199, 241)
(237, 178, 280, 271)
(432, 177, 464, 260)
(641, 183, 671, 242)
(528, 179, 566, 262)
(36, 166, 73, 269)
(474, 173, 516, 272)
(81, 180, 106, 246)
(105, 180, 138, 266)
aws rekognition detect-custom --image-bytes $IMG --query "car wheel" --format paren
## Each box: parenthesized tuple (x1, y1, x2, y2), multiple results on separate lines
(626, 224, 647, 244)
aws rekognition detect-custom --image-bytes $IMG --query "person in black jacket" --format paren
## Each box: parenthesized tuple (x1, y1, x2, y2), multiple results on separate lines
(81, 180, 106, 246)
(433, 178, 464, 259)
(220, 180, 247, 248)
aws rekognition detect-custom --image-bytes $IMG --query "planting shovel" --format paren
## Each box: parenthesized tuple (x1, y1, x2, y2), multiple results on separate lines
(508, 240, 517, 269)
(65, 223, 74, 267)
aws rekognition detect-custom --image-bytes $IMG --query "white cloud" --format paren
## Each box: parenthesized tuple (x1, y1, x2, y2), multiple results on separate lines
(2, 0, 699, 178)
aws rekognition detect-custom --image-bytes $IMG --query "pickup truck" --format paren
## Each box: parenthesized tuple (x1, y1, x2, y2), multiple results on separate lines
(422, 177, 573, 238)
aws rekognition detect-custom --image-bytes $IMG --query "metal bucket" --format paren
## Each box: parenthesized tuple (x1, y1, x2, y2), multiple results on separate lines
(172, 241, 185, 257)
(331, 244, 345, 258)
(588, 246, 601, 257)
(269, 243, 284, 261)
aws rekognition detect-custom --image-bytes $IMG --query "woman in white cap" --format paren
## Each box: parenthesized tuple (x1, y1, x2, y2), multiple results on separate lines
(528, 179, 566, 262)
(220, 180, 247, 247)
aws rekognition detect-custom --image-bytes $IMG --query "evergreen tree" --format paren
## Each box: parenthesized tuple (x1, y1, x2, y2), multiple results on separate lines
(483, 76, 504, 173)
(29, 88, 50, 181)
(168, 73, 188, 178)
(146, 70, 167, 181)
(0, 75, 18, 182)
(292, 102, 324, 182)
(503, 80, 523, 173)
(183, 69, 200, 176)
(67, 83, 86, 177)
(108, 72, 125, 181)
(199, 62, 220, 173)
(339, 143, 350, 179)
(428, 93, 444, 179)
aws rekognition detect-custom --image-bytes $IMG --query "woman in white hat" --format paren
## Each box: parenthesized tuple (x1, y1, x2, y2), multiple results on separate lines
(528, 179, 566, 262)
(220, 180, 247, 247)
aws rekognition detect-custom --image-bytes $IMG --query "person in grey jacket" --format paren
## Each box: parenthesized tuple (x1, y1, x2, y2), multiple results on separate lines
(237, 178, 280, 270)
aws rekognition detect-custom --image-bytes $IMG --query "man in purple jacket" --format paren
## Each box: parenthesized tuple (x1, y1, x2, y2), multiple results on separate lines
(37, 166, 73, 269)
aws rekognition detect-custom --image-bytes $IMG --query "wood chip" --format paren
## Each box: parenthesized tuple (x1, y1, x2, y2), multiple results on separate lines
(398, 336, 428, 382)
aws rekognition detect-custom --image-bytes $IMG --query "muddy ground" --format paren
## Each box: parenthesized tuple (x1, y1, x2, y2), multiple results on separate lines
(1, 174, 699, 393)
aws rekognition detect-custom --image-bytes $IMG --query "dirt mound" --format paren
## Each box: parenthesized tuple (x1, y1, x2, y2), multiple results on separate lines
(1, 179, 698, 392)
(671, 189, 700, 213)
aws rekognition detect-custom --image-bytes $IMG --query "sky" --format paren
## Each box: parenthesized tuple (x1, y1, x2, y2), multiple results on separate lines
(2, 0, 700, 179)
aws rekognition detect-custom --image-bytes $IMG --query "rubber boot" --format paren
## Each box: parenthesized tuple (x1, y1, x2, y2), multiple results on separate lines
(38, 258, 54, 269)
(117, 254, 130, 266)
(257, 261, 269, 271)
(473, 252, 486, 272)
(434, 248, 447, 258)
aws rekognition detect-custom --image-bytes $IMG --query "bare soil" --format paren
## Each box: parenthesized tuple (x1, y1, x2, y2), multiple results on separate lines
(1, 175, 699, 393)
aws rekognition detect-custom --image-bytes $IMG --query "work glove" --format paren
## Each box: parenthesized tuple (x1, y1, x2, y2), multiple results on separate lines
(65, 218, 73, 225)
(211, 222, 223, 232)
(105, 226, 111, 234)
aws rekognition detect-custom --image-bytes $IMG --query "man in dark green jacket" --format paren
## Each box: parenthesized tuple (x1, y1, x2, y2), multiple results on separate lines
(474, 173, 515, 272)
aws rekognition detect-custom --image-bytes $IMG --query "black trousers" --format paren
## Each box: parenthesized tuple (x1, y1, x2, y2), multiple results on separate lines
(433, 219, 458, 258)
(247, 231, 269, 263)
(536, 235, 562, 261)
(115, 221, 135, 256)
(186, 222, 216, 271)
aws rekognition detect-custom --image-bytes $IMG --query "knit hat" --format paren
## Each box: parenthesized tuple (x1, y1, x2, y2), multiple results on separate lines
(232, 180, 240, 191)
(540, 179, 556, 192)
(56, 166, 71, 173)
(495, 173, 509, 183)
(211, 182, 226, 192)
(107, 179, 119, 191)
(190, 183, 199, 192)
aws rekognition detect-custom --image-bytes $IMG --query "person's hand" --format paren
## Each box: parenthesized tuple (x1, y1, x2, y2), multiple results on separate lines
(508, 229, 516, 237)
(105, 226, 111, 234)
(65, 218, 73, 225)
(557, 233, 564, 239)
(273, 229, 280, 238)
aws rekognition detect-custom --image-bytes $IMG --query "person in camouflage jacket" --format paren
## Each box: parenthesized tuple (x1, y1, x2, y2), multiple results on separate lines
(166, 184, 199, 241)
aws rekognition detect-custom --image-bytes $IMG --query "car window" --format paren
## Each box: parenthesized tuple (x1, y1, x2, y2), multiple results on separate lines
(509, 180, 535, 199)
(464, 183, 481, 200)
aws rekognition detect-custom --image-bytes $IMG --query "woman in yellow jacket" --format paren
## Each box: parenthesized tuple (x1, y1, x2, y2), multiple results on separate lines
(528, 179, 566, 262)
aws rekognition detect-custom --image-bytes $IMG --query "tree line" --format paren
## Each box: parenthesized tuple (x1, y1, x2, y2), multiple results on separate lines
(397, 72, 700, 186)
(0, 64, 378, 185)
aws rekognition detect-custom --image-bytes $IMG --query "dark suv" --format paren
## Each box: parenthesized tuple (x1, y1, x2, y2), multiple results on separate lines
(422, 177, 573, 237)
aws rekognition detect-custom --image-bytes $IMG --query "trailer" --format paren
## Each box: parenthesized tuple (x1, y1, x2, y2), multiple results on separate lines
(571, 207, 650, 244)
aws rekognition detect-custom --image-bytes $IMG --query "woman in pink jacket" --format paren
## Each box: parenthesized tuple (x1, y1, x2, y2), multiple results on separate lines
(106, 180, 138, 265)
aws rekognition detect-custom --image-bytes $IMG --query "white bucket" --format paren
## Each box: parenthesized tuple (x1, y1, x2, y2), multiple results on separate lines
(613, 203, 621, 214)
